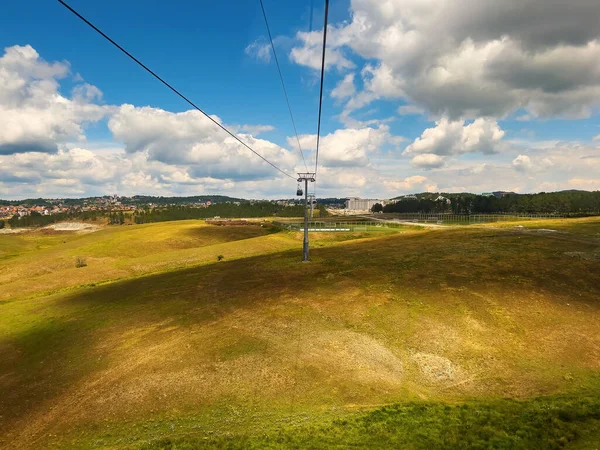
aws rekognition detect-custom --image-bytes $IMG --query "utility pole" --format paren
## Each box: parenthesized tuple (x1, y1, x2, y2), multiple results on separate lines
(309, 194, 316, 219)
(297, 172, 316, 262)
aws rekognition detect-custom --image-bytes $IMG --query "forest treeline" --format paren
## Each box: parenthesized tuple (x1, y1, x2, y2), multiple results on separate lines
(380, 191, 600, 214)
(4, 202, 328, 228)
(133, 202, 327, 224)
(5, 211, 103, 228)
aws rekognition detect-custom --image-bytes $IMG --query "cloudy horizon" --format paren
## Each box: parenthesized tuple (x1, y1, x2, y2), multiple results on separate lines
(1, 0, 599, 200)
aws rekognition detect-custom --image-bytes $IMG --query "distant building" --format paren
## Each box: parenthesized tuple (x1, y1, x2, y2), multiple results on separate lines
(435, 195, 451, 204)
(345, 198, 386, 211)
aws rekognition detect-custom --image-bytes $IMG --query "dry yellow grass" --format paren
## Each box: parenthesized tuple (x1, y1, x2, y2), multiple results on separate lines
(0, 218, 598, 448)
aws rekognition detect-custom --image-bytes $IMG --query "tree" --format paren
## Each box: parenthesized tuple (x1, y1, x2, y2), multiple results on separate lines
(8, 214, 19, 228)
(371, 203, 384, 213)
(0, 220, 4, 229)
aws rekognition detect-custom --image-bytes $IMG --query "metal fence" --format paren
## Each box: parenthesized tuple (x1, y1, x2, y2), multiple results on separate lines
(274, 220, 407, 232)
(388, 213, 565, 224)
(274, 213, 566, 232)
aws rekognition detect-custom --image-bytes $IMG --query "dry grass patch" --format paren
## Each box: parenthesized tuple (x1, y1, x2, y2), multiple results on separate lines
(0, 218, 599, 448)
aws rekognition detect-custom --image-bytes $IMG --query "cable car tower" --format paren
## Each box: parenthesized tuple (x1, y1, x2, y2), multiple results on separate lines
(296, 172, 316, 262)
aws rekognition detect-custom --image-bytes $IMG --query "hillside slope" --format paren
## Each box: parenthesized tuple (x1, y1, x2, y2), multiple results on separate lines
(0, 218, 599, 448)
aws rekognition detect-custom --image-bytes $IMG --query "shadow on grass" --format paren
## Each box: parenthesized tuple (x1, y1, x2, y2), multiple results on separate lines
(1, 227, 599, 444)
(181, 222, 276, 244)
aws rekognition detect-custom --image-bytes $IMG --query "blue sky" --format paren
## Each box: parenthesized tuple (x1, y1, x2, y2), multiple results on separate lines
(0, 0, 599, 199)
(1, 0, 349, 142)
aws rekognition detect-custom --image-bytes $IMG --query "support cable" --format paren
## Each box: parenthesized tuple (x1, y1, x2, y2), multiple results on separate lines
(259, 0, 308, 172)
(57, 0, 295, 180)
(313, 0, 330, 197)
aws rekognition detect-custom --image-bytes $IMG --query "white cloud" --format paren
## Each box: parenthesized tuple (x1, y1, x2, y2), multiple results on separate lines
(411, 153, 445, 169)
(289, 0, 600, 120)
(238, 124, 275, 135)
(108, 105, 297, 181)
(331, 73, 356, 100)
(593, 134, 600, 141)
(0, 45, 109, 155)
(245, 40, 271, 63)
(384, 175, 438, 193)
(398, 105, 425, 116)
(290, 125, 403, 168)
(404, 118, 505, 156)
(289, 28, 355, 71)
(568, 178, 600, 190)
(2, 43, 599, 200)
(512, 154, 533, 172)
(0, 147, 123, 195)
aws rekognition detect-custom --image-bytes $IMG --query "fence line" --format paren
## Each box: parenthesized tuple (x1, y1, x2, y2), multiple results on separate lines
(388, 213, 565, 224)
(274, 213, 568, 232)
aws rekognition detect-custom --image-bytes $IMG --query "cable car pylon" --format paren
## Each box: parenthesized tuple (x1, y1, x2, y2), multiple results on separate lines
(297, 172, 316, 262)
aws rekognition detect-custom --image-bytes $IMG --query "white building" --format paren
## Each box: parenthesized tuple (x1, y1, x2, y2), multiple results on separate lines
(345, 198, 387, 211)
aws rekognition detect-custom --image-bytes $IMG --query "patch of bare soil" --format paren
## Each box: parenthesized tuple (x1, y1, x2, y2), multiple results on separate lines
(44, 222, 101, 233)
(301, 330, 404, 385)
(410, 352, 460, 383)
(564, 251, 600, 261)
(0, 228, 26, 235)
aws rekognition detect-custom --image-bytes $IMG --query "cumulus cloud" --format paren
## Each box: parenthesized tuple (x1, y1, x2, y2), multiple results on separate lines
(289, 125, 403, 168)
(108, 105, 296, 181)
(3, 42, 599, 199)
(289, 0, 600, 120)
(331, 73, 356, 100)
(0, 147, 124, 197)
(404, 118, 505, 157)
(0, 45, 109, 155)
(290, 28, 355, 71)
(410, 154, 445, 169)
(384, 175, 438, 193)
(512, 155, 533, 172)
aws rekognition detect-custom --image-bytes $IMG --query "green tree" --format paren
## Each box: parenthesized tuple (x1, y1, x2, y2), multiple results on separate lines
(371, 203, 384, 213)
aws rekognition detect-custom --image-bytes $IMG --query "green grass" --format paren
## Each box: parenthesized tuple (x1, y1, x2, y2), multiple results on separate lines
(141, 395, 600, 449)
(0, 221, 386, 302)
(0, 217, 599, 449)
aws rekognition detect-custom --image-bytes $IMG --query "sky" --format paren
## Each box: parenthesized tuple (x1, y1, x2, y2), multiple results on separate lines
(1, 0, 600, 200)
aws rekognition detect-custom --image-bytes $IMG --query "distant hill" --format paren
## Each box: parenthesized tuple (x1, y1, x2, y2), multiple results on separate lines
(130, 195, 246, 205)
(0, 194, 246, 206)
(386, 190, 600, 214)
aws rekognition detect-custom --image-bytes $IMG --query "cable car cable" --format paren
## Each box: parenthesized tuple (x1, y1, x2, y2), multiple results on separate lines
(313, 0, 329, 180)
(259, 0, 309, 173)
(57, 0, 295, 180)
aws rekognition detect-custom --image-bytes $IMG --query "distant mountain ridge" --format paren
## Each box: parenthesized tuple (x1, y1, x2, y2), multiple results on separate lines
(0, 195, 246, 206)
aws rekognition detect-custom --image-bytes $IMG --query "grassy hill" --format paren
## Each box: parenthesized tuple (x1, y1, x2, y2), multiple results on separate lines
(0, 218, 599, 448)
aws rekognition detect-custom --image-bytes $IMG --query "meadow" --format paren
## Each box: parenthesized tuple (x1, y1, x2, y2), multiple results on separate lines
(0, 217, 599, 449)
